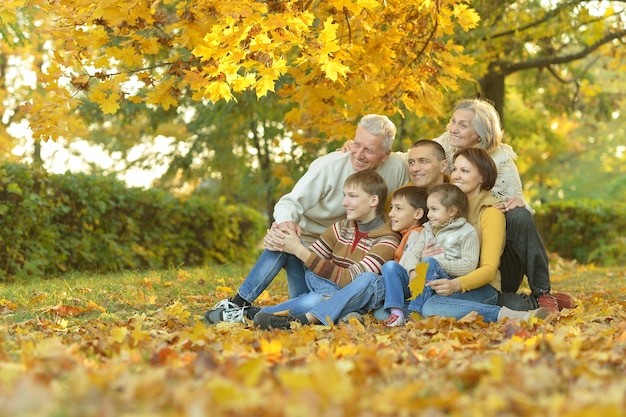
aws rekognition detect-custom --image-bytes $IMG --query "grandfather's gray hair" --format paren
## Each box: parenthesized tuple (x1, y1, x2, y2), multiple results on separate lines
(358, 114, 396, 151)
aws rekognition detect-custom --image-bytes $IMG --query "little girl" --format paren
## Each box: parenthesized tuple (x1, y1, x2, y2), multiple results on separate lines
(385, 183, 480, 326)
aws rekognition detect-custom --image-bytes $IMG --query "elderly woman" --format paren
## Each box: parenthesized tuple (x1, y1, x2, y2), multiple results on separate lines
(434, 99, 574, 313)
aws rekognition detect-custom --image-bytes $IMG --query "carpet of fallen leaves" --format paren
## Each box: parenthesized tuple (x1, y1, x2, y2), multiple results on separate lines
(1, 261, 625, 417)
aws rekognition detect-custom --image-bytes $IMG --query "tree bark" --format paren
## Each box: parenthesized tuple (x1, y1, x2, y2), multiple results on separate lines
(478, 69, 506, 126)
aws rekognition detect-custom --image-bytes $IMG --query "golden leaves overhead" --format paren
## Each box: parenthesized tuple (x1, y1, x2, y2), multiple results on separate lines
(5, 0, 479, 142)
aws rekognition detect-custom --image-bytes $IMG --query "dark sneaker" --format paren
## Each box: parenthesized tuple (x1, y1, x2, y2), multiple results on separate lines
(536, 292, 559, 314)
(253, 312, 299, 330)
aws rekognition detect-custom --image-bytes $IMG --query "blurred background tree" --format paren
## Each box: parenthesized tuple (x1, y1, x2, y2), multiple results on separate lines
(0, 0, 624, 218)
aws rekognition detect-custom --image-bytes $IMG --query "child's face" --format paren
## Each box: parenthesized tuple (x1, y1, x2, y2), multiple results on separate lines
(388, 196, 422, 232)
(342, 185, 377, 222)
(426, 193, 456, 226)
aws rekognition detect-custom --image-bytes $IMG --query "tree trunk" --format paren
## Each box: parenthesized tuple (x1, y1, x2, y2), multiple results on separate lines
(478, 69, 506, 126)
(33, 138, 43, 167)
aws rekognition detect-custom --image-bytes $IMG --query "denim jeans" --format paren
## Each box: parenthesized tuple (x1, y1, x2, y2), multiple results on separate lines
(259, 270, 340, 316)
(381, 261, 411, 311)
(260, 271, 386, 325)
(420, 284, 500, 322)
(407, 257, 450, 313)
(238, 249, 308, 303)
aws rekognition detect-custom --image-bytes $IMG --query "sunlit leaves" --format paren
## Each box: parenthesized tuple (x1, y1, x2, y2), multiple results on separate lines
(2, 0, 480, 142)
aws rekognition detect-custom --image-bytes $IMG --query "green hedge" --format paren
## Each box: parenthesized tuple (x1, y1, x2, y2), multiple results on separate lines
(2, 161, 622, 281)
(535, 199, 626, 267)
(0, 162, 266, 281)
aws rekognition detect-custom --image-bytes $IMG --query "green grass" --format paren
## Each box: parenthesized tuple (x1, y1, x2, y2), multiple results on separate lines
(0, 263, 290, 325)
(0, 258, 626, 324)
(1, 255, 623, 326)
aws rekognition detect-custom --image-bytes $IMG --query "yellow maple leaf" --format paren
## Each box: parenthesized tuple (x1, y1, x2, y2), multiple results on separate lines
(254, 74, 276, 98)
(203, 81, 235, 103)
(100, 93, 120, 114)
(260, 338, 283, 363)
(321, 59, 350, 82)
(453, 3, 481, 31)
(408, 262, 429, 299)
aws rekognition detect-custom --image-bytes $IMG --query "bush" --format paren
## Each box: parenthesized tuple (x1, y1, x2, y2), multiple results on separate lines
(535, 199, 626, 266)
(0, 162, 266, 281)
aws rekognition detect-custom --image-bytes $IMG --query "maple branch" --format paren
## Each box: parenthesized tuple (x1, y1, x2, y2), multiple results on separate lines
(546, 55, 599, 84)
(486, 0, 587, 41)
(415, 5, 439, 58)
(343, 6, 352, 44)
(501, 30, 626, 75)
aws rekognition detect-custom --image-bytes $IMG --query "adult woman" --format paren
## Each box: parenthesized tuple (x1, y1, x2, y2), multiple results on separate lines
(418, 148, 546, 322)
(434, 99, 573, 313)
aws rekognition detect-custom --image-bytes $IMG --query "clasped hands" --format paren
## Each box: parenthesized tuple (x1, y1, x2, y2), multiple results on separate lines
(263, 221, 302, 253)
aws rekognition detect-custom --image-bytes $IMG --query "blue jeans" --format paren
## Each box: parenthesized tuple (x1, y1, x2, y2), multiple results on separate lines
(420, 285, 500, 322)
(408, 257, 450, 313)
(382, 258, 447, 314)
(261, 271, 386, 325)
(238, 249, 308, 303)
(381, 261, 411, 311)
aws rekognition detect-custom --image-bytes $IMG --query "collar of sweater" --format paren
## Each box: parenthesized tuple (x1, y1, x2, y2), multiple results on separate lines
(356, 215, 385, 232)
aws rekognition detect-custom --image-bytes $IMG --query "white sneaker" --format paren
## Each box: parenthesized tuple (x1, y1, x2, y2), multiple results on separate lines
(204, 298, 246, 324)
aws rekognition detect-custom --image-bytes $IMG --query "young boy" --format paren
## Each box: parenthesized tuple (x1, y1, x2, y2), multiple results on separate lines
(253, 170, 401, 330)
(377, 186, 430, 326)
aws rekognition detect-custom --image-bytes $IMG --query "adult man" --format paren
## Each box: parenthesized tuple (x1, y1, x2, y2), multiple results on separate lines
(204, 114, 409, 324)
(271, 114, 408, 247)
(384, 139, 449, 209)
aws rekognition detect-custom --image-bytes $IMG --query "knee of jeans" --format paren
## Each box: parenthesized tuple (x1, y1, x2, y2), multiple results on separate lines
(382, 261, 401, 275)
(420, 298, 434, 318)
(300, 292, 326, 310)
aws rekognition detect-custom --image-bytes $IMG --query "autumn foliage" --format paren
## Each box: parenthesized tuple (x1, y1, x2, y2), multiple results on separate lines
(2, 0, 478, 144)
(0, 261, 625, 416)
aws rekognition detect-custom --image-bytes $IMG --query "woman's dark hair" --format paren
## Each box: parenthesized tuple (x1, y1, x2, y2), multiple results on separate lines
(453, 148, 497, 191)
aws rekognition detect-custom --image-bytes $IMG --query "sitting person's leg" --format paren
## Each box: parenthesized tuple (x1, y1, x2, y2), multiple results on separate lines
(421, 285, 548, 323)
(307, 272, 386, 325)
(380, 261, 411, 326)
(205, 249, 305, 323)
(500, 207, 550, 295)
(498, 207, 575, 312)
